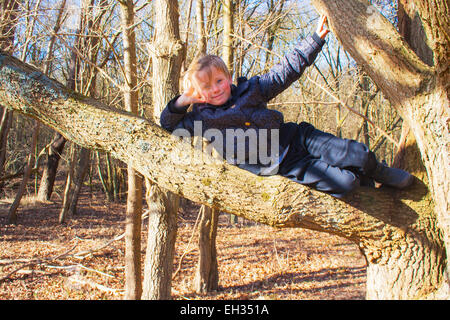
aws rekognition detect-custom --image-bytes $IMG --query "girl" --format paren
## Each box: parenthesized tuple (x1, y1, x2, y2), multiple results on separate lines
(160, 16, 413, 198)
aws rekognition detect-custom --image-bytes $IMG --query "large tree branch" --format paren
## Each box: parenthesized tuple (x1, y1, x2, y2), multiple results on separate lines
(0, 51, 430, 256)
(311, 0, 433, 109)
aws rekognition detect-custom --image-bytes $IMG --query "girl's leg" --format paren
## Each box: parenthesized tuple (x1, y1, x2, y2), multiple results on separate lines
(280, 157, 360, 198)
(298, 122, 376, 174)
(298, 122, 413, 188)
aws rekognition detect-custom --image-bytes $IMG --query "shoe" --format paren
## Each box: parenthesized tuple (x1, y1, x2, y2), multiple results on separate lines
(372, 161, 414, 189)
(359, 174, 375, 188)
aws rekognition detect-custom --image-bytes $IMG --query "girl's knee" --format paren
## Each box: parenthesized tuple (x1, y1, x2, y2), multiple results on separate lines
(328, 171, 359, 198)
(341, 173, 360, 193)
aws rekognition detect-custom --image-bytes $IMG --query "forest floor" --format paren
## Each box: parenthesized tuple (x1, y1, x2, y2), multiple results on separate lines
(0, 181, 366, 300)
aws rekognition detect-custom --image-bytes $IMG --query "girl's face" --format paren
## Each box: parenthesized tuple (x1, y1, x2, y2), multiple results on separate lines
(193, 66, 232, 106)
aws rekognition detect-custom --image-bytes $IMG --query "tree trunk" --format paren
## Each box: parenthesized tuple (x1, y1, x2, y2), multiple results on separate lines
(120, 0, 143, 300)
(0, 0, 19, 186)
(67, 147, 90, 216)
(193, 205, 219, 294)
(36, 0, 68, 203)
(141, 0, 184, 300)
(222, 0, 233, 76)
(223, 0, 238, 225)
(0, 106, 12, 186)
(311, 0, 449, 298)
(189, 0, 220, 294)
(59, 143, 75, 224)
(194, 0, 206, 56)
(7, 120, 39, 224)
(0, 0, 447, 297)
(37, 132, 66, 201)
(142, 182, 179, 299)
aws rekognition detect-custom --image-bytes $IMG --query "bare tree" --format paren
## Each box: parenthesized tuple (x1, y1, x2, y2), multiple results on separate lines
(7, 0, 43, 224)
(0, 0, 20, 188)
(141, 0, 184, 300)
(119, 0, 143, 300)
(193, 204, 219, 293)
(222, 0, 233, 73)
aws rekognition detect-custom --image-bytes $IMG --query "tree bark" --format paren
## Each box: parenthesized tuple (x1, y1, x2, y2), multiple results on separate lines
(222, 0, 234, 74)
(141, 0, 184, 300)
(191, 0, 220, 294)
(37, 132, 66, 201)
(0, 0, 19, 186)
(8, 120, 39, 224)
(142, 182, 179, 299)
(120, 0, 143, 300)
(193, 205, 219, 294)
(35, 0, 68, 206)
(0, 0, 447, 298)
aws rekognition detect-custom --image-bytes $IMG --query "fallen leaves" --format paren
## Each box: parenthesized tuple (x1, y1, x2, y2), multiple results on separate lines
(1, 190, 366, 300)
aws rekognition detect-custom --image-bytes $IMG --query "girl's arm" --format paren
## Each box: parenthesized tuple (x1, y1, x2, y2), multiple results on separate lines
(258, 15, 329, 102)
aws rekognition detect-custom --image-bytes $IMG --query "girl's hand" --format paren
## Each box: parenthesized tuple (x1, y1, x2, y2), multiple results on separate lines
(175, 75, 206, 107)
(316, 15, 330, 39)
(176, 88, 205, 107)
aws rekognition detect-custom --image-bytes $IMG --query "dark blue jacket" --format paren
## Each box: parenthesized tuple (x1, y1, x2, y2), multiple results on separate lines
(160, 33, 325, 171)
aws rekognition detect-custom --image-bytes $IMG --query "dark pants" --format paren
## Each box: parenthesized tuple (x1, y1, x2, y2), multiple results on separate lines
(279, 122, 377, 198)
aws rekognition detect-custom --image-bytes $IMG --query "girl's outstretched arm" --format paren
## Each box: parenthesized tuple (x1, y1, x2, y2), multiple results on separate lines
(258, 16, 329, 102)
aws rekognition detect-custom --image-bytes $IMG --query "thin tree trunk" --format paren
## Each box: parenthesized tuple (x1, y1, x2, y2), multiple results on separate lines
(67, 147, 90, 216)
(57, 0, 87, 223)
(65, 0, 105, 217)
(37, 132, 66, 201)
(222, 0, 233, 76)
(120, 0, 143, 300)
(59, 143, 75, 224)
(142, 182, 179, 299)
(142, 0, 184, 300)
(0, 107, 12, 185)
(223, 0, 238, 225)
(0, 0, 20, 187)
(7, 120, 39, 224)
(194, 0, 206, 57)
(190, 0, 220, 294)
(193, 205, 219, 294)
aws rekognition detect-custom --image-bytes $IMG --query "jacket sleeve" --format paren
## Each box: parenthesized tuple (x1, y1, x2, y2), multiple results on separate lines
(258, 33, 325, 102)
(159, 95, 190, 132)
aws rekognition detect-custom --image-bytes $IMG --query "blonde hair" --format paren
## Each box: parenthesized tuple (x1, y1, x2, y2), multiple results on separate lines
(183, 55, 231, 93)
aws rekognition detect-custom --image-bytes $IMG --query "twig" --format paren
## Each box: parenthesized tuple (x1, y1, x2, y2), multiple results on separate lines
(306, 75, 399, 148)
(0, 232, 125, 283)
(72, 233, 125, 259)
(0, 241, 79, 283)
(67, 276, 122, 295)
(172, 212, 202, 280)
